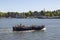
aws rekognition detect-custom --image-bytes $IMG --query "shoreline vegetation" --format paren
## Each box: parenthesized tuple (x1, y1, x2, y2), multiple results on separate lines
(0, 9, 60, 19)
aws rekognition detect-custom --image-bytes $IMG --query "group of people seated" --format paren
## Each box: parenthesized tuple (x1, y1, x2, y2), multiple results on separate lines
(14, 24, 44, 28)
(14, 24, 25, 28)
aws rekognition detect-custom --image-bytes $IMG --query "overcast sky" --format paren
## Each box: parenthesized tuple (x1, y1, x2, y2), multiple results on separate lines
(0, 0, 60, 12)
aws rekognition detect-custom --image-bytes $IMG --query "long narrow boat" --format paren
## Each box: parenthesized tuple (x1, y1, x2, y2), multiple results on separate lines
(13, 25, 45, 31)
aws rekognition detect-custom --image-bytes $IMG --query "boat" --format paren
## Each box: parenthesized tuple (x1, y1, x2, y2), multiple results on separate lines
(13, 24, 45, 31)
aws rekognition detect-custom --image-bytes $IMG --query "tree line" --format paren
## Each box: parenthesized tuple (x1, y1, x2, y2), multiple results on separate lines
(0, 9, 60, 18)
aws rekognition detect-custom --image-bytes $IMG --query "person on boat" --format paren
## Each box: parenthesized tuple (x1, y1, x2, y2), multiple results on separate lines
(19, 24, 22, 28)
(22, 25, 25, 28)
(19, 24, 25, 28)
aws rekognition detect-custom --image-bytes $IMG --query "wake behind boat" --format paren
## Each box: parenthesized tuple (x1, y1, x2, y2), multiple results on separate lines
(13, 24, 45, 31)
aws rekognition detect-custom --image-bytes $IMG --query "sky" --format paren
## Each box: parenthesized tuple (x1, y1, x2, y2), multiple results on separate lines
(0, 0, 60, 12)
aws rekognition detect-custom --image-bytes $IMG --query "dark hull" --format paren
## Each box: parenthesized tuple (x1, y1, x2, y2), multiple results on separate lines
(13, 25, 45, 31)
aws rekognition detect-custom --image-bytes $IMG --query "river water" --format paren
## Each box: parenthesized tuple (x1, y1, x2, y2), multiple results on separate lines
(0, 18, 60, 40)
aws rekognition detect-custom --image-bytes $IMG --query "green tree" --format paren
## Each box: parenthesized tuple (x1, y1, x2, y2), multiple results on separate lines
(40, 10, 45, 16)
(28, 11, 33, 16)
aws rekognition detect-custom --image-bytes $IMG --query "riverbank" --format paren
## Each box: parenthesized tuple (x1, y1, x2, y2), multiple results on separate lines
(0, 16, 60, 19)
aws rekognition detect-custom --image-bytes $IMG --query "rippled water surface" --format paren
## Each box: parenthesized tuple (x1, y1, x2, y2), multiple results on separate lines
(0, 18, 60, 40)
